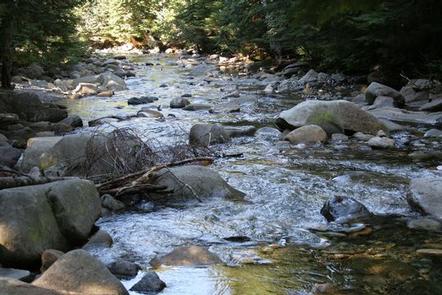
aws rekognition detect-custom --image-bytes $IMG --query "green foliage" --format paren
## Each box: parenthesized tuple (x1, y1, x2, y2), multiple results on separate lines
(1, 0, 87, 69)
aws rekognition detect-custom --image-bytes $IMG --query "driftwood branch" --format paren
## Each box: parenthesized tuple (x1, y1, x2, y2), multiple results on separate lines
(95, 157, 214, 197)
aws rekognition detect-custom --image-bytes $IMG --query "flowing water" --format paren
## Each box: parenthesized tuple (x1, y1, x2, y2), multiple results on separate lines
(61, 54, 442, 295)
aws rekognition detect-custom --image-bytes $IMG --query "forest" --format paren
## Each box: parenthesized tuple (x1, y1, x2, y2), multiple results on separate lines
(1, 0, 442, 88)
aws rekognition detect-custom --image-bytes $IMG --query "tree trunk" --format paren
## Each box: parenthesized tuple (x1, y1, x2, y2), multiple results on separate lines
(0, 13, 14, 89)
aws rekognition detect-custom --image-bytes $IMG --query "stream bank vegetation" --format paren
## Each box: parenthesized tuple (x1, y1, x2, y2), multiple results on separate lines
(1, 0, 442, 89)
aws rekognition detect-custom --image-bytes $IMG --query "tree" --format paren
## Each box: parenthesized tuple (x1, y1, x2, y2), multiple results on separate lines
(0, 0, 84, 89)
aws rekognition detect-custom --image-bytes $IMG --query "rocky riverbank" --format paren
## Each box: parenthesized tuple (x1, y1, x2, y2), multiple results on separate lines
(1, 49, 441, 294)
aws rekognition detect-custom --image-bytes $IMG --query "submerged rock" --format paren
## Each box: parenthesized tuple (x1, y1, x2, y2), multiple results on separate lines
(130, 271, 166, 294)
(407, 177, 442, 221)
(276, 100, 386, 135)
(148, 165, 245, 205)
(321, 195, 372, 224)
(33, 250, 128, 295)
(150, 246, 221, 267)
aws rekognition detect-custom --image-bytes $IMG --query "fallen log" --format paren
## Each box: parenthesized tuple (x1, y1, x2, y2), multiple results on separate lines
(96, 157, 214, 196)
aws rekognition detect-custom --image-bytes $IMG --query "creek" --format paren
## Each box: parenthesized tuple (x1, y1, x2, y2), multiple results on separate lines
(61, 54, 442, 295)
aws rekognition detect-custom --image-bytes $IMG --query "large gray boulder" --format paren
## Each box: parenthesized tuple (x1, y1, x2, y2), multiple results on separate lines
(33, 250, 128, 295)
(97, 72, 127, 91)
(407, 177, 442, 221)
(18, 136, 63, 172)
(276, 100, 387, 135)
(365, 82, 405, 107)
(0, 91, 67, 123)
(0, 278, 60, 295)
(189, 124, 229, 146)
(148, 165, 245, 205)
(0, 180, 100, 266)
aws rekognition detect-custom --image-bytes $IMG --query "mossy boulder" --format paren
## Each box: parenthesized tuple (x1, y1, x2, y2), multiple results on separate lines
(276, 100, 387, 135)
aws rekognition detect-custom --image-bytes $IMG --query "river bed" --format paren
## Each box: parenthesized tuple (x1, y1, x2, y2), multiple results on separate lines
(60, 54, 442, 295)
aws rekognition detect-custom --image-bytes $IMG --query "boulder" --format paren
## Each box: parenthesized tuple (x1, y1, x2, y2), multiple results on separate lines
(130, 272, 166, 294)
(210, 102, 241, 113)
(400, 86, 428, 103)
(72, 83, 98, 97)
(137, 110, 164, 120)
(224, 126, 257, 138)
(18, 136, 63, 172)
(331, 133, 349, 143)
(33, 250, 128, 295)
(46, 179, 101, 241)
(321, 195, 372, 224)
(276, 100, 386, 135)
(298, 69, 318, 85)
(367, 136, 395, 149)
(82, 230, 113, 251)
(0, 179, 100, 266)
(127, 96, 158, 105)
(0, 91, 67, 123)
(0, 278, 60, 295)
(189, 124, 229, 146)
(59, 116, 83, 128)
(407, 177, 442, 221)
(107, 260, 140, 279)
(277, 77, 304, 93)
(101, 194, 125, 211)
(40, 250, 64, 273)
(284, 125, 327, 145)
(170, 97, 190, 108)
(419, 98, 442, 112)
(97, 90, 114, 97)
(0, 144, 22, 167)
(369, 96, 395, 109)
(150, 246, 221, 267)
(365, 82, 405, 107)
(148, 165, 245, 205)
(183, 103, 212, 111)
(97, 72, 127, 91)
